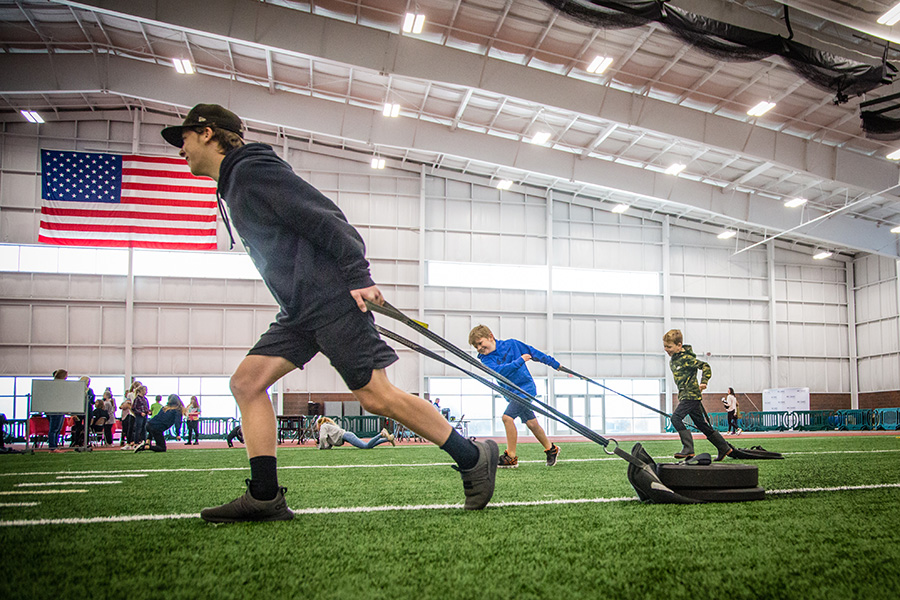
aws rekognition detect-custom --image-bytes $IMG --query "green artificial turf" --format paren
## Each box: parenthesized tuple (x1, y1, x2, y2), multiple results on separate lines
(1, 435, 898, 599)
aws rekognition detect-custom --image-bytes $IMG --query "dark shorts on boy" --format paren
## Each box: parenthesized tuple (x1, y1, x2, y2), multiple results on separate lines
(248, 309, 398, 390)
(503, 396, 537, 422)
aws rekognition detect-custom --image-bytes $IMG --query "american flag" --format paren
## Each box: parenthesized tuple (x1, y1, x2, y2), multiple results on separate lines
(39, 149, 218, 250)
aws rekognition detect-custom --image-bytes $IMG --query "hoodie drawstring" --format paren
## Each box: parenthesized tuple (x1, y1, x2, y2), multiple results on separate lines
(216, 191, 236, 249)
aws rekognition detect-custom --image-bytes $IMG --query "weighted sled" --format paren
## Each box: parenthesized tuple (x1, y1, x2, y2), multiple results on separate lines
(657, 463, 758, 489)
(667, 486, 766, 503)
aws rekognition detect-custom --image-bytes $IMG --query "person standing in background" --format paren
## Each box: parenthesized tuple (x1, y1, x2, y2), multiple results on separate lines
(150, 395, 164, 418)
(723, 387, 741, 435)
(103, 388, 117, 445)
(131, 384, 150, 447)
(46, 369, 68, 453)
(119, 394, 134, 448)
(185, 396, 201, 445)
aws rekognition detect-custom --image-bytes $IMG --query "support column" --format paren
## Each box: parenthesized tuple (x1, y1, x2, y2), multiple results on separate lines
(768, 241, 778, 389)
(546, 189, 556, 434)
(662, 217, 673, 417)
(418, 166, 426, 399)
(847, 260, 859, 409)
(124, 111, 141, 390)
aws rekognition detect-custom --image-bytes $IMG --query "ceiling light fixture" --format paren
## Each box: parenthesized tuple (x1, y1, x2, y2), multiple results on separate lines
(611, 203, 629, 213)
(888, 148, 900, 160)
(747, 101, 776, 117)
(586, 56, 613, 74)
(371, 157, 385, 169)
(665, 163, 686, 176)
(382, 103, 401, 117)
(496, 179, 513, 190)
(891, 225, 900, 234)
(877, 3, 900, 26)
(717, 230, 737, 240)
(813, 250, 833, 260)
(529, 131, 552, 145)
(20, 110, 44, 123)
(784, 197, 808, 208)
(172, 58, 194, 74)
(403, 13, 425, 34)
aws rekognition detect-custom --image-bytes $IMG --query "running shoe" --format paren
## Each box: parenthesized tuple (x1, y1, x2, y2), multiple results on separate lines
(453, 439, 499, 510)
(545, 443, 560, 467)
(200, 480, 294, 523)
(498, 450, 518, 468)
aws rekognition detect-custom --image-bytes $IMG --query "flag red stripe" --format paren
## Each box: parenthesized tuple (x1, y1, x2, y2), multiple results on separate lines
(41, 206, 217, 223)
(40, 221, 215, 236)
(39, 234, 216, 250)
(122, 182, 216, 194)
(122, 155, 190, 166)
(121, 197, 216, 209)
(123, 167, 209, 181)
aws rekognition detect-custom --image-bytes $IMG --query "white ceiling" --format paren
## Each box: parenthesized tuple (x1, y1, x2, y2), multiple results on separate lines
(2, 0, 900, 258)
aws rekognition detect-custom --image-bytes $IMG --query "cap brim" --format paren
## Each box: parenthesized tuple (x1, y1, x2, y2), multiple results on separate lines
(161, 125, 188, 148)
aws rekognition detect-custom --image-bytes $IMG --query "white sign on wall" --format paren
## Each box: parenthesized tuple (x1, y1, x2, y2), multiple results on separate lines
(762, 387, 810, 412)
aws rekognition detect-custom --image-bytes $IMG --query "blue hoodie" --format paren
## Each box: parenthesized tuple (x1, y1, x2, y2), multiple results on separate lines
(477, 338, 560, 398)
(217, 143, 375, 328)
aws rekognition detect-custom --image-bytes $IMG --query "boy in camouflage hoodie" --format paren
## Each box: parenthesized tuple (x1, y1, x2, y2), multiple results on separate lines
(664, 329, 732, 461)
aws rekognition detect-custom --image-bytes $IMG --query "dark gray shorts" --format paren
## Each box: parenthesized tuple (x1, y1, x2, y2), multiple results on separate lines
(503, 396, 537, 422)
(248, 309, 398, 390)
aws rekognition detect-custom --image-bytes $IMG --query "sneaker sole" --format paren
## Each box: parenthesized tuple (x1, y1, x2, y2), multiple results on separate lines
(498, 464, 518, 469)
(200, 511, 295, 524)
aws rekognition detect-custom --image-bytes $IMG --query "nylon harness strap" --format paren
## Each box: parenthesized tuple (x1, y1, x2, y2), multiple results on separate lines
(367, 302, 613, 448)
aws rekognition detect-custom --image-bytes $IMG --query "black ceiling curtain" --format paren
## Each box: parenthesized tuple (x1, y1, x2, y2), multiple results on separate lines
(539, 0, 896, 104)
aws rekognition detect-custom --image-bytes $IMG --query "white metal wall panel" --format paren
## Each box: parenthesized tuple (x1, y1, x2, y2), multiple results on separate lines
(853, 254, 900, 391)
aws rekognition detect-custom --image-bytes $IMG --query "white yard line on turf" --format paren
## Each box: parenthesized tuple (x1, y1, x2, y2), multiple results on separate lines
(0, 502, 40, 507)
(1, 448, 898, 479)
(0, 490, 87, 495)
(2, 482, 898, 527)
(56, 474, 148, 479)
(15, 481, 121, 487)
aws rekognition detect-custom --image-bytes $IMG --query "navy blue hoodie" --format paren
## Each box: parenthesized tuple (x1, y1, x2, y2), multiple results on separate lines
(218, 144, 375, 328)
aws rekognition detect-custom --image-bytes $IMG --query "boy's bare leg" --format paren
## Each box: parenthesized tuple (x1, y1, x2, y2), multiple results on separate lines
(352, 369, 452, 444)
(502, 414, 518, 456)
(525, 418, 552, 451)
(230, 354, 296, 458)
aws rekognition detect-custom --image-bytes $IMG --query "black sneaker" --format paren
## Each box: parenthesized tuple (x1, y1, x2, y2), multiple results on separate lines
(545, 444, 560, 467)
(498, 450, 519, 469)
(200, 480, 295, 523)
(453, 439, 498, 510)
(133, 441, 147, 453)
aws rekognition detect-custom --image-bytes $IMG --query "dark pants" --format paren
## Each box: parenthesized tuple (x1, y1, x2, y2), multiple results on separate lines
(148, 424, 168, 452)
(727, 411, 738, 433)
(671, 399, 729, 454)
(186, 420, 200, 443)
(226, 425, 243, 446)
(121, 414, 135, 444)
(133, 414, 148, 444)
(104, 423, 114, 445)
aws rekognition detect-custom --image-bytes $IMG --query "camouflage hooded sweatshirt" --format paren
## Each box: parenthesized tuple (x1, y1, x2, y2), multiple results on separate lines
(669, 344, 711, 403)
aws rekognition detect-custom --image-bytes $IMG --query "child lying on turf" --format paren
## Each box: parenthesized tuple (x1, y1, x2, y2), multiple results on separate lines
(315, 417, 396, 450)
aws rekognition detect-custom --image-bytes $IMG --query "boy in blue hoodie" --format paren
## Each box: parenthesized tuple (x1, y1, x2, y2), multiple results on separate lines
(469, 325, 561, 468)
(664, 329, 732, 461)
(161, 104, 497, 522)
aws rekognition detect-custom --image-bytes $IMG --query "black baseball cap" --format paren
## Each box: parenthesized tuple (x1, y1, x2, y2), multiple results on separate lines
(161, 103, 245, 147)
